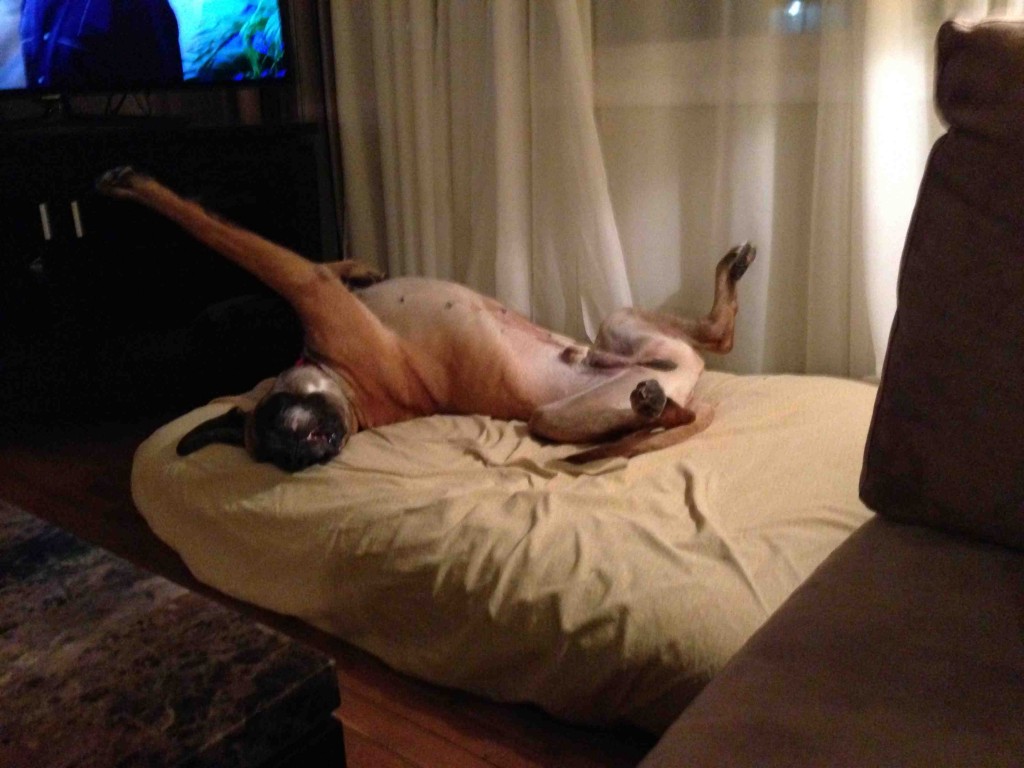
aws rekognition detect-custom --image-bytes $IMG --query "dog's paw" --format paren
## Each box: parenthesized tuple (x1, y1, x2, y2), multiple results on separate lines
(630, 379, 667, 420)
(341, 260, 387, 288)
(95, 166, 143, 197)
(725, 242, 757, 283)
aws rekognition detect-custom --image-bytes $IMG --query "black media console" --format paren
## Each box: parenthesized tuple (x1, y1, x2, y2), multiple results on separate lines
(0, 121, 338, 426)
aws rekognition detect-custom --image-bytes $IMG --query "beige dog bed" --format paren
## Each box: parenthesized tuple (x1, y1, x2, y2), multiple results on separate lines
(132, 371, 875, 733)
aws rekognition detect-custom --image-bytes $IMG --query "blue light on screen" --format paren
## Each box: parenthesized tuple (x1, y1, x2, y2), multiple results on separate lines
(170, 0, 287, 82)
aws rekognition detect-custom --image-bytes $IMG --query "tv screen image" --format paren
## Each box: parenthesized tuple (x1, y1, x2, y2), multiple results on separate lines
(0, 0, 287, 94)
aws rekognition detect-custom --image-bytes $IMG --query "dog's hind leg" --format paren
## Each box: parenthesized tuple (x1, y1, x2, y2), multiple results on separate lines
(528, 369, 697, 444)
(560, 402, 714, 464)
(534, 243, 755, 460)
(596, 242, 757, 356)
(528, 368, 714, 463)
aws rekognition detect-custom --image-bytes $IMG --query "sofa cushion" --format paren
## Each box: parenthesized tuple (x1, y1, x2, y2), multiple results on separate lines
(638, 516, 1024, 767)
(860, 19, 1024, 549)
(936, 20, 1024, 146)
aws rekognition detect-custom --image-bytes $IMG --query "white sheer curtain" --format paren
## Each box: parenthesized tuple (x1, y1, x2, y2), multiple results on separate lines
(332, 0, 1020, 376)
(332, 0, 632, 341)
(594, 0, 1021, 378)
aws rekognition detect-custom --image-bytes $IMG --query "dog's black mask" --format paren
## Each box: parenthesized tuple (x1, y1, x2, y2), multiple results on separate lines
(251, 391, 346, 472)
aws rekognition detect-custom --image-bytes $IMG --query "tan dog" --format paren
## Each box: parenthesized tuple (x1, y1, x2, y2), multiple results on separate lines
(97, 167, 755, 469)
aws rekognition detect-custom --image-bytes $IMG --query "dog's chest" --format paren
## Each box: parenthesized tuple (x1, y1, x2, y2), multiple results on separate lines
(358, 277, 569, 352)
(356, 277, 586, 414)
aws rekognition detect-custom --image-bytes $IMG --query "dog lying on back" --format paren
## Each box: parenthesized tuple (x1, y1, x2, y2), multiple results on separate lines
(97, 167, 755, 470)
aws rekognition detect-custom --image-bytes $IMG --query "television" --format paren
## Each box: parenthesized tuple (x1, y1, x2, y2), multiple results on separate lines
(0, 0, 288, 96)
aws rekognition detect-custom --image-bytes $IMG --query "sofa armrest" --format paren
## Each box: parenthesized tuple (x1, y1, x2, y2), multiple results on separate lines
(639, 516, 1024, 767)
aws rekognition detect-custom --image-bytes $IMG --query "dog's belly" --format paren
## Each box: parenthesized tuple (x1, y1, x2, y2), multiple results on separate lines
(356, 277, 604, 418)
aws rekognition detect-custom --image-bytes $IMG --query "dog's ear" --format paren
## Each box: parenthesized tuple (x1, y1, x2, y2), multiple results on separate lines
(176, 407, 247, 456)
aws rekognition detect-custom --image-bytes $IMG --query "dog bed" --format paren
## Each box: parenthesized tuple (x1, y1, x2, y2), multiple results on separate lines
(131, 371, 875, 733)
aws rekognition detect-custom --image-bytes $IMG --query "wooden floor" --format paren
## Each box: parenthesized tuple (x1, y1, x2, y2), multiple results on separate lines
(0, 414, 655, 768)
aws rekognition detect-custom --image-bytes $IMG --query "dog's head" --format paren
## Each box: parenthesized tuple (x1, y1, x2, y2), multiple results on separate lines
(176, 364, 355, 472)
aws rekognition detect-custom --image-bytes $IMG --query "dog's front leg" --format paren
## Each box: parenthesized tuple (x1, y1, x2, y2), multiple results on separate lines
(96, 167, 327, 312)
(95, 167, 399, 375)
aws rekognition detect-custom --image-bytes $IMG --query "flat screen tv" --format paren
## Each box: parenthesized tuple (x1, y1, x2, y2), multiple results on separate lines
(0, 0, 288, 96)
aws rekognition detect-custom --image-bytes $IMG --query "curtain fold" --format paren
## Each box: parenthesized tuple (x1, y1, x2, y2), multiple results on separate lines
(333, 0, 632, 340)
(334, 0, 1019, 374)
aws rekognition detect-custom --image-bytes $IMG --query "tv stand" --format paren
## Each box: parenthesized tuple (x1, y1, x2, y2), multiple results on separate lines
(0, 121, 340, 422)
(2, 93, 193, 131)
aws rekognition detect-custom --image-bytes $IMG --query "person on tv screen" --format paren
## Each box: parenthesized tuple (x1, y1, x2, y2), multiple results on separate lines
(0, 0, 26, 87)
(15, 0, 183, 90)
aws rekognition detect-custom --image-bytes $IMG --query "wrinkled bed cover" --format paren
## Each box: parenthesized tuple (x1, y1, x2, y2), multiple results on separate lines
(132, 371, 875, 732)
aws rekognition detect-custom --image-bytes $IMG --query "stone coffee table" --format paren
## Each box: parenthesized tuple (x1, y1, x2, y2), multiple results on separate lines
(0, 504, 344, 767)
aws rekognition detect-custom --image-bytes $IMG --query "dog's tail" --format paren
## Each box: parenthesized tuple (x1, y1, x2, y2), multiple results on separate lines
(562, 403, 714, 465)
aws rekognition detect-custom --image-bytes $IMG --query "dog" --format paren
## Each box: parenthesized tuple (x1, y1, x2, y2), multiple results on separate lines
(96, 167, 755, 470)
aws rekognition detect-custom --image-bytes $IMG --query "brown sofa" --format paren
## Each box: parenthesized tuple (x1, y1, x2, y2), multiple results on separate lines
(640, 19, 1024, 767)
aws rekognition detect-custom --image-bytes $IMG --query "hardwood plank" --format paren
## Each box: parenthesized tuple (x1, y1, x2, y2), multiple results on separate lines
(343, 727, 418, 768)
(339, 688, 499, 768)
(334, 652, 545, 768)
(333, 647, 651, 768)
